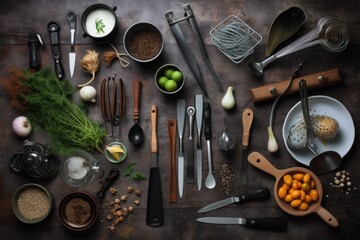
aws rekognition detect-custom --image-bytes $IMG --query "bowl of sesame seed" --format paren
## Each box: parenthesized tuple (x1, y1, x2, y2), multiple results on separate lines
(123, 21, 164, 63)
(12, 183, 54, 224)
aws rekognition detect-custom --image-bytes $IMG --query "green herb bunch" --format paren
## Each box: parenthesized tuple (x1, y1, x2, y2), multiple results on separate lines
(1, 68, 106, 155)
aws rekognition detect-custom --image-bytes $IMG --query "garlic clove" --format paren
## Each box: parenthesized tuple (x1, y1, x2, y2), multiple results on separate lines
(12, 116, 32, 137)
(221, 86, 236, 110)
(79, 86, 97, 103)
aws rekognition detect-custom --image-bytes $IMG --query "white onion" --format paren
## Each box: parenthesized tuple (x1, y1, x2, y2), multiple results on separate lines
(12, 116, 32, 137)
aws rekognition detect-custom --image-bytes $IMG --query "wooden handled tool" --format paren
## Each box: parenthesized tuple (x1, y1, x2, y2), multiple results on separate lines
(250, 68, 342, 103)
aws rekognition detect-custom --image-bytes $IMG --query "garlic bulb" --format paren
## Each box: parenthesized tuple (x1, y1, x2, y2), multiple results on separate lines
(79, 86, 97, 103)
(221, 86, 235, 110)
(12, 116, 32, 137)
(267, 126, 278, 153)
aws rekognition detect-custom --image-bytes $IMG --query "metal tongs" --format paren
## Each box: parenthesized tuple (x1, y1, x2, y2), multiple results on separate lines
(165, 4, 222, 97)
(100, 74, 126, 139)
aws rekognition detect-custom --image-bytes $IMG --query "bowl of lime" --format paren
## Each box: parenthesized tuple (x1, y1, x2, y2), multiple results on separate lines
(155, 64, 185, 94)
(104, 142, 127, 163)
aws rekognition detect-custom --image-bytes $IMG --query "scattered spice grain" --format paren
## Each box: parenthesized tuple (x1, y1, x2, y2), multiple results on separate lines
(17, 188, 50, 219)
(220, 164, 235, 196)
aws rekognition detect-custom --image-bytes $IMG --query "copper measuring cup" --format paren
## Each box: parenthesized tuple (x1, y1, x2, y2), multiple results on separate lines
(248, 151, 339, 227)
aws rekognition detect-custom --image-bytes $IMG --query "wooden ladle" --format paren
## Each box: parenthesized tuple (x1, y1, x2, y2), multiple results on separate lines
(248, 151, 339, 227)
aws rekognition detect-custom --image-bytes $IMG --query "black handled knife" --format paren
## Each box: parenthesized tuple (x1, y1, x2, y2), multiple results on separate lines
(197, 217, 287, 231)
(198, 187, 270, 213)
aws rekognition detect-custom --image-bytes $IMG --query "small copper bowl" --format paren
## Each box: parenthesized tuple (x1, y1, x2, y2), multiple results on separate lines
(59, 191, 99, 231)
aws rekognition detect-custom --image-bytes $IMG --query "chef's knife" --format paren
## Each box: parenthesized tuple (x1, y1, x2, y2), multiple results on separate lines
(198, 187, 270, 213)
(146, 105, 164, 227)
(66, 11, 76, 78)
(195, 95, 204, 191)
(186, 106, 195, 183)
(196, 217, 287, 231)
(239, 108, 254, 185)
(176, 99, 186, 197)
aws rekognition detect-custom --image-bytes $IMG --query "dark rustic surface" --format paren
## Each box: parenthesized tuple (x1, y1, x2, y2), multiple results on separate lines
(1, 0, 360, 239)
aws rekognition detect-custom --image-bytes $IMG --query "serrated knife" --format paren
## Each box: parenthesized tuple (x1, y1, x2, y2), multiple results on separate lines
(198, 187, 270, 213)
(176, 99, 186, 197)
(66, 11, 76, 78)
(196, 217, 287, 231)
(195, 95, 204, 191)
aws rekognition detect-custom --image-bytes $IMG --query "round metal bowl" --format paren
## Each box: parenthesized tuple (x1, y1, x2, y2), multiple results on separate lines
(12, 183, 54, 224)
(123, 21, 164, 63)
(81, 4, 118, 39)
(59, 191, 99, 231)
(155, 64, 185, 94)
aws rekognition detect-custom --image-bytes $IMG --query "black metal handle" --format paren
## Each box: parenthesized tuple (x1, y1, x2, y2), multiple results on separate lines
(28, 33, 42, 70)
(245, 217, 288, 231)
(97, 168, 120, 199)
(47, 21, 64, 80)
(66, 11, 76, 30)
(237, 187, 271, 203)
(146, 167, 164, 227)
(204, 102, 211, 140)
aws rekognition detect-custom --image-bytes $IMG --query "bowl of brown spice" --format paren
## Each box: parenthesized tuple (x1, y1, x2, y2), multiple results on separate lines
(123, 21, 164, 63)
(12, 183, 54, 224)
(59, 191, 99, 231)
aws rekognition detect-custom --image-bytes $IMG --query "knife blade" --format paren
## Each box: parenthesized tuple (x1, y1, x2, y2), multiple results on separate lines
(66, 11, 76, 78)
(186, 106, 195, 183)
(196, 217, 287, 231)
(239, 108, 254, 185)
(197, 187, 270, 213)
(176, 99, 186, 197)
(195, 95, 204, 191)
(146, 105, 164, 227)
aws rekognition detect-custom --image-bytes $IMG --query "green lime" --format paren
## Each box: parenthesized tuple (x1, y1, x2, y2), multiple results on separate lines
(171, 70, 183, 83)
(164, 68, 175, 79)
(158, 76, 168, 89)
(164, 79, 178, 92)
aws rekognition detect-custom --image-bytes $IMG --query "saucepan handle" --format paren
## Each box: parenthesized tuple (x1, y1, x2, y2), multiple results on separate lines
(247, 151, 282, 178)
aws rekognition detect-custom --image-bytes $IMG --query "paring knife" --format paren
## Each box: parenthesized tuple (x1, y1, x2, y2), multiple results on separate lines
(195, 95, 204, 191)
(240, 108, 254, 185)
(66, 11, 76, 78)
(196, 217, 288, 231)
(198, 187, 270, 213)
(186, 106, 195, 183)
(176, 99, 186, 197)
(146, 105, 164, 227)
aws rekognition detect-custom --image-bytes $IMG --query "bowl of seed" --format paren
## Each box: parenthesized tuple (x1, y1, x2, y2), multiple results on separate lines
(59, 191, 99, 231)
(123, 21, 164, 63)
(12, 183, 54, 224)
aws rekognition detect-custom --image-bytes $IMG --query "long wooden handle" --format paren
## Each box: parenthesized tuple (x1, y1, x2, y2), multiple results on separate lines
(167, 119, 177, 203)
(250, 68, 342, 103)
(151, 105, 157, 153)
(242, 108, 254, 147)
(247, 151, 281, 179)
(133, 80, 141, 121)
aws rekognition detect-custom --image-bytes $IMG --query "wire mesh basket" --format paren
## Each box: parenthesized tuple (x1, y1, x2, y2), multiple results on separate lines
(210, 14, 262, 64)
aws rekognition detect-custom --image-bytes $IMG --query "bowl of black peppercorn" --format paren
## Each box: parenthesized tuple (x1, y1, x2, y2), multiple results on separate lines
(123, 21, 164, 63)
(59, 191, 99, 231)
